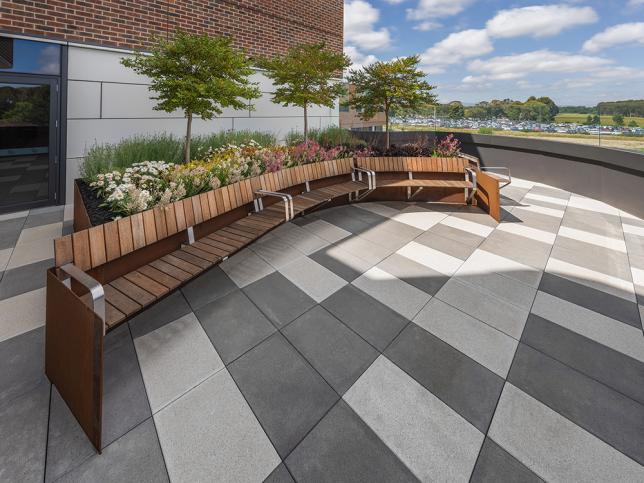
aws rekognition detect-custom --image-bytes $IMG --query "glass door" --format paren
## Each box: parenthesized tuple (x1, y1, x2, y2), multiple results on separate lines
(0, 75, 58, 211)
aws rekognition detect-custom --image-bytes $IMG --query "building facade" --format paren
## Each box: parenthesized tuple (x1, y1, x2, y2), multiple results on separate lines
(0, 0, 343, 211)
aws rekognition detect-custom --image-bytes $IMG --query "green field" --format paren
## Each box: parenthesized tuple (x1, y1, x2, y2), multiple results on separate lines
(555, 113, 644, 126)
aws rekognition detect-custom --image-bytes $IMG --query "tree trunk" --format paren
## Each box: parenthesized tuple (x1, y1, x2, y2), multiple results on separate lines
(303, 104, 308, 143)
(184, 112, 193, 164)
(385, 108, 390, 148)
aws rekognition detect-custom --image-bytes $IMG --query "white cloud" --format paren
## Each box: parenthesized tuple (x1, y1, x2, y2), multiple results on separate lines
(419, 29, 493, 74)
(407, 0, 474, 21)
(486, 5, 598, 39)
(413, 21, 442, 31)
(383, 0, 406, 4)
(344, 0, 391, 51)
(344, 45, 379, 71)
(582, 22, 644, 53)
(466, 50, 613, 82)
(628, 0, 644, 6)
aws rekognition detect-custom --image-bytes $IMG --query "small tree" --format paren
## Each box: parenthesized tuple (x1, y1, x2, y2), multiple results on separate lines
(346, 56, 437, 147)
(258, 43, 351, 142)
(612, 114, 625, 126)
(628, 120, 639, 127)
(121, 32, 261, 163)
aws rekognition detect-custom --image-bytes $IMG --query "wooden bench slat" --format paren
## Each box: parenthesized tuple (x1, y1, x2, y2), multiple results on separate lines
(222, 226, 259, 240)
(72, 230, 91, 271)
(117, 217, 134, 256)
(192, 239, 231, 258)
(109, 277, 157, 306)
(123, 270, 168, 297)
(230, 219, 266, 235)
(198, 235, 238, 253)
(160, 254, 202, 276)
(104, 284, 141, 316)
(180, 244, 220, 263)
(138, 265, 181, 289)
(171, 248, 213, 269)
(54, 235, 73, 267)
(130, 213, 146, 250)
(88, 225, 107, 268)
(164, 204, 178, 236)
(105, 302, 126, 328)
(217, 228, 253, 243)
(142, 210, 157, 245)
(149, 259, 192, 282)
(206, 232, 245, 248)
(153, 206, 168, 240)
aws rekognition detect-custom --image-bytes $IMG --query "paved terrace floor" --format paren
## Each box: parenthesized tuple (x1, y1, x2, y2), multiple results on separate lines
(1, 178, 644, 482)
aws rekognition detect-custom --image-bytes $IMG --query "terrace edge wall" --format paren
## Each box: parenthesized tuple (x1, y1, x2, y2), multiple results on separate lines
(355, 131, 644, 219)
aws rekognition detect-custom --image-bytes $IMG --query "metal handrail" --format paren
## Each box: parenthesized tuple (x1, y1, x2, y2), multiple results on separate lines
(255, 189, 294, 220)
(480, 166, 512, 187)
(60, 263, 106, 334)
(465, 168, 478, 203)
(352, 166, 376, 189)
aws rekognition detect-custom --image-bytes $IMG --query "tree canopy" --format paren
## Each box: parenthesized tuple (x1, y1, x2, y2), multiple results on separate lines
(121, 32, 260, 163)
(257, 42, 351, 141)
(346, 55, 437, 146)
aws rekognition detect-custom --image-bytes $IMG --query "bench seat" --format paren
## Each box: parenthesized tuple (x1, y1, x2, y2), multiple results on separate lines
(377, 178, 473, 189)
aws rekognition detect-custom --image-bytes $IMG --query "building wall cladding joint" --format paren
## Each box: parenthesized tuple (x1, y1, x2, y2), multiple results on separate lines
(0, 0, 344, 56)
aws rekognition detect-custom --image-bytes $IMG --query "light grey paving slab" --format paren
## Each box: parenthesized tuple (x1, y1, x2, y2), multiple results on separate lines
(309, 243, 374, 282)
(301, 218, 352, 243)
(397, 240, 463, 276)
(0, 287, 45, 343)
(128, 291, 192, 339)
(280, 256, 347, 302)
(470, 437, 543, 483)
(220, 248, 275, 288)
(489, 383, 644, 483)
(466, 249, 543, 288)
(531, 291, 644, 363)
(334, 234, 393, 265)
(23, 208, 64, 229)
(352, 266, 431, 320)
(57, 419, 168, 483)
(453, 266, 537, 311)
(155, 370, 280, 483)
(504, 207, 562, 233)
(357, 223, 418, 251)
(390, 205, 447, 231)
(283, 306, 379, 394)
(5, 236, 54, 270)
(270, 222, 330, 255)
(251, 234, 306, 269)
(16, 221, 62, 244)
(0, 247, 11, 272)
(285, 400, 418, 483)
(345, 356, 483, 482)
(414, 298, 518, 378)
(354, 201, 400, 219)
(436, 279, 529, 340)
(414, 230, 478, 261)
(551, 236, 632, 281)
(424, 221, 486, 248)
(481, 230, 551, 270)
(0, 382, 49, 483)
(562, 206, 624, 238)
(134, 313, 224, 412)
(377, 252, 449, 296)
(440, 215, 495, 238)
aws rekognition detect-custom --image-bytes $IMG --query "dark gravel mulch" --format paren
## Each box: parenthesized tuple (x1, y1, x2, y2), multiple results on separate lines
(77, 179, 117, 226)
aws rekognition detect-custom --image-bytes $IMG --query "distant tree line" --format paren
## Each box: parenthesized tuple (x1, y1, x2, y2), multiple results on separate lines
(596, 100, 644, 117)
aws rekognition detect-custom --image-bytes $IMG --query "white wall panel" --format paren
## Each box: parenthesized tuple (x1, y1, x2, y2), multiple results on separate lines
(67, 81, 101, 119)
(68, 47, 147, 83)
(250, 94, 302, 117)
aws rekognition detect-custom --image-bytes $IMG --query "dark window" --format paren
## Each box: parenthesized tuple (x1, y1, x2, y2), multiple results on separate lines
(0, 38, 61, 75)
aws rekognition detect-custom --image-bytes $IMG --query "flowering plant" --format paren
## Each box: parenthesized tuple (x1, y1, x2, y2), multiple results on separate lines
(290, 140, 343, 165)
(433, 134, 461, 157)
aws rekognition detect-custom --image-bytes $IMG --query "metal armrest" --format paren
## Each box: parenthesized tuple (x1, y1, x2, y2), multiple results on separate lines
(465, 168, 478, 203)
(480, 166, 511, 187)
(255, 189, 294, 220)
(352, 166, 376, 189)
(60, 263, 106, 333)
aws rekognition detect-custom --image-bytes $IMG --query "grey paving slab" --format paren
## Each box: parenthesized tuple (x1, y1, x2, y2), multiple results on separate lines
(283, 306, 378, 394)
(625, 233, 644, 258)
(229, 333, 338, 458)
(539, 272, 641, 328)
(23, 208, 64, 229)
(243, 272, 316, 328)
(358, 223, 418, 251)
(285, 400, 418, 483)
(0, 326, 46, 407)
(551, 236, 633, 281)
(377, 252, 449, 296)
(454, 267, 537, 310)
(522, 314, 644, 406)
(279, 256, 347, 303)
(309, 243, 373, 282)
(180, 266, 237, 310)
(251, 234, 306, 269)
(299, 218, 351, 243)
(220, 248, 276, 288)
(334, 234, 393, 265)
(264, 463, 295, 483)
(562, 206, 623, 237)
(155, 370, 280, 483)
(529, 184, 570, 200)
(470, 437, 544, 483)
(0, 258, 52, 300)
(481, 230, 551, 270)
(0, 382, 49, 483)
(414, 298, 518, 378)
(424, 221, 486, 248)
(315, 208, 374, 234)
(135, 313, 224, 412)
(489, 383, 644, 482)
(56, 419, 168, 483)
(504, 207, 562, 233)
(509, 343, 644, 465)
(128, 291, 192, 339)
(270, 223, 329, 255)
(322, 284, 409, 351)
(385, 323, 504, 433)
(414, 230, 479, 260)
(0, 217, 25, 250)
(195, 289, 276, 364)
(436, 279, 529, 339)
(345, 356, 483, 482)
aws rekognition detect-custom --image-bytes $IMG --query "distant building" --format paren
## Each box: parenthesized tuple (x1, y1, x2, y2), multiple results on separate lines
(339, 84, 385, 132)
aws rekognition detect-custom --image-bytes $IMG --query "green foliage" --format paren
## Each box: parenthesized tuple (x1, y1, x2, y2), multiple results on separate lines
(447, 101, 465, 119)
(477, 127, 495, 134)
(284, 126, 365, 148)
(464, 97, 558, 122)
(346, 55, 437, 146)
(121, 32, 261, 162)
(257, 43, 351, 140)
(80, 131, 277, 181)
(612, 114, 625, 126)
(598, 99, 644, 117)
(628, 120, 639, 127)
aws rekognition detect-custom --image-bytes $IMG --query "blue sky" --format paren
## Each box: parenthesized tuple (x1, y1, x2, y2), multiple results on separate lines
(344, 0, 644, 105)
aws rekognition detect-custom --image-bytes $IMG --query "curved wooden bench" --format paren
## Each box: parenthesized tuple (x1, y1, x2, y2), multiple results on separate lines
(45, 154, 504, 452)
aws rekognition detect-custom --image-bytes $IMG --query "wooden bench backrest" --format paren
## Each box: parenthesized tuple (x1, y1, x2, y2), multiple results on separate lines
(54, 158, 354, 269)
(356, 156, 470, 173)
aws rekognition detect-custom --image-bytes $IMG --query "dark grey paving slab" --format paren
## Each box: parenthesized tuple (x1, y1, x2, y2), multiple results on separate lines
(0, 217, 25, 250)
(128, 291, 191, 339)
(229, 333, 338, 458)
(378, 252, 449, 295)
(264, 463, 295, 483)
(539, 272, 641, 328)
(508, 343, 644, 465)
(309, 245, 373, 282)
(358, 223, 417, 251)
(62, 219, 74, 236)
(0, 382, 49, 482)
(0, 326, 46, 407)
(180, 266, 237, 310)
(46, 324, 151, 481)
(385, 324, 504, 433)
(283, 306, 379, 394)
(315, 208, 374, 234)
(244, 272, 316, 328)
(195, 289, 275, 364)
(378, 218, 424, 239)
(322, 284, 409, 351)
(470, 437, 544, 483)
(56, 419, 169, 483)
(481, 230, 551, 269)
(424, 222, 485, 248)
(0, 258, 53, 300)
(521, 314, 644, 406)
(414, 230, 479, 260)
(551, 236, 632, 281)
(285, 400, 418, 483)
(23, 208, 64, 229)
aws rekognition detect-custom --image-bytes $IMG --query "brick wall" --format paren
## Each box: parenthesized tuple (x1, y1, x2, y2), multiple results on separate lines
(0, 0, 343, 56)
